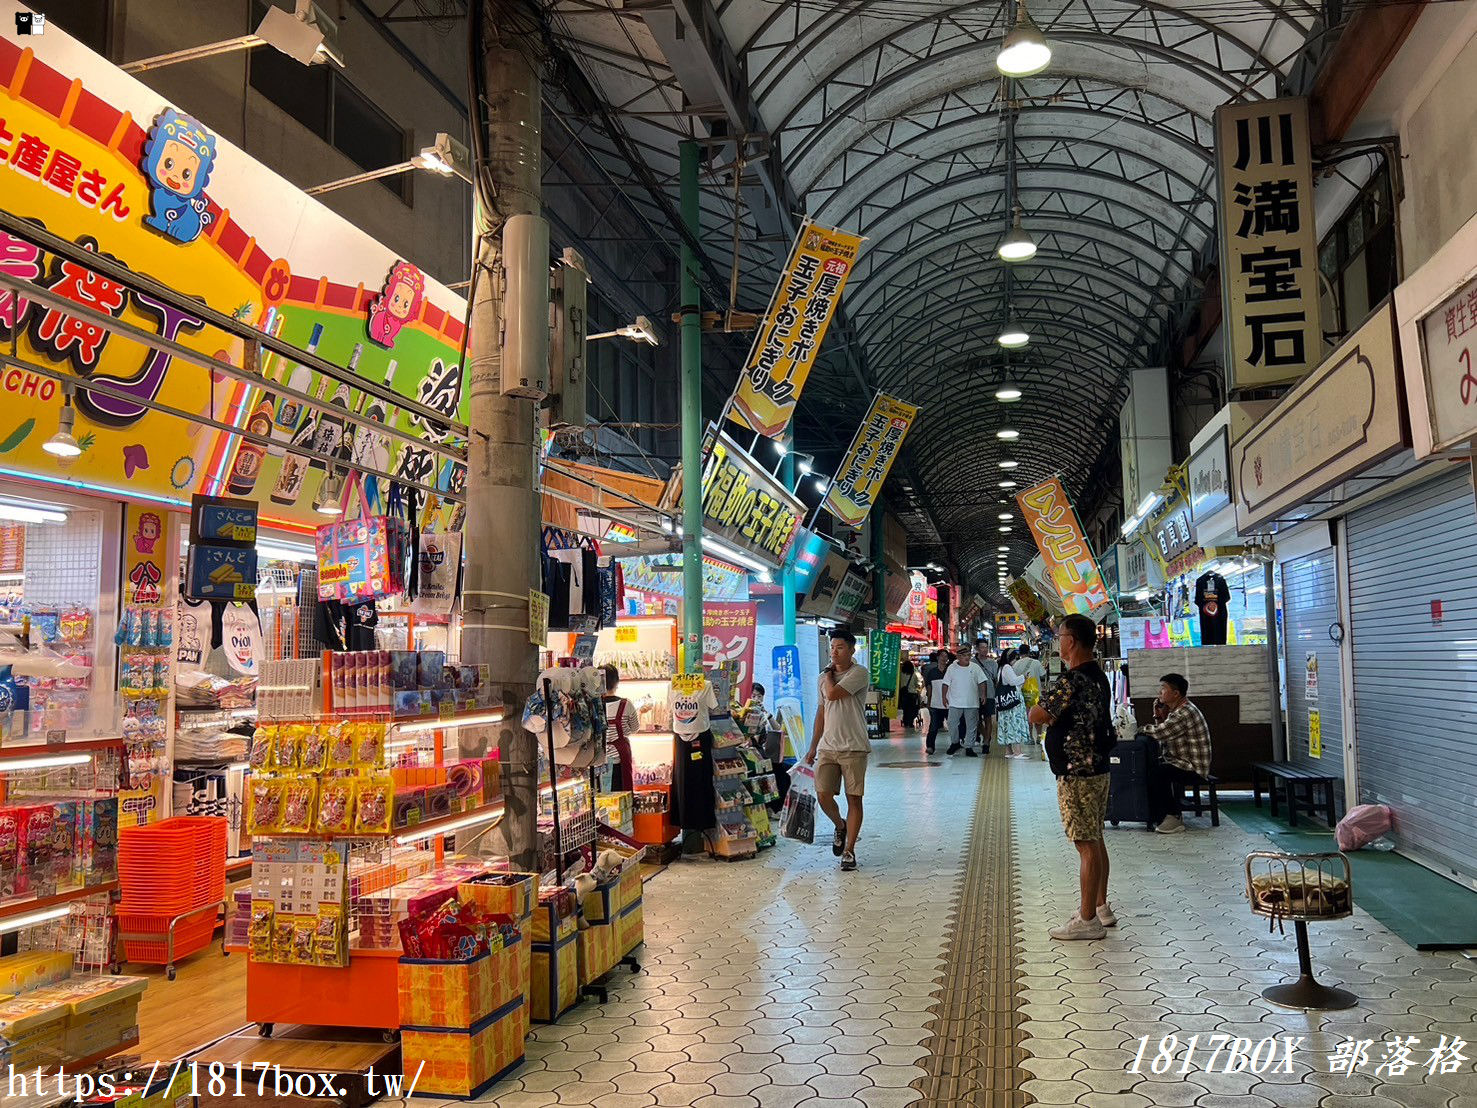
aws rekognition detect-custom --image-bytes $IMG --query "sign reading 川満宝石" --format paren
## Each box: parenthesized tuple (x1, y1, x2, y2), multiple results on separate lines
(728, 220, 864, 438)
(1214, 97, 1322, 389)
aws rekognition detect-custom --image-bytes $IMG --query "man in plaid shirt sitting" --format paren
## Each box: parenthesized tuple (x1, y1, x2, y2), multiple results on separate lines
(1142, 672, 1211, 834)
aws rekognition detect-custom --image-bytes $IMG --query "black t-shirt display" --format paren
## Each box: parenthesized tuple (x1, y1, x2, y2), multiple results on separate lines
(1195, 571, 1230, 645)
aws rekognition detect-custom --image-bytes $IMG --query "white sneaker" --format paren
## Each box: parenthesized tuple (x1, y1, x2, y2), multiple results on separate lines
(1155, 815, 1186, 834)
(1096, 903, 1118, 928)
(1049, 914, 1107, 941)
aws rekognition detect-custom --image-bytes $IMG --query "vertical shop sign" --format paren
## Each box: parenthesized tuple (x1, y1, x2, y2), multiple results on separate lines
(823, 393, 919, 527)
(1214, 96, 1321, 388)
(1304, 651, 1319, 703)
(905, 572, 928, 627)
(702, 602, 758, 699)
(1308, 708, 1322, 759)
(729, 220, 865, 438)
(869, 631, 901, 694)
(124, 506, 167, 608)
(1015, 478, 1114, 619)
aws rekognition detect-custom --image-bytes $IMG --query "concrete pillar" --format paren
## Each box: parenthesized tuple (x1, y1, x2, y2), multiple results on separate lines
(463, 1, 543, 869)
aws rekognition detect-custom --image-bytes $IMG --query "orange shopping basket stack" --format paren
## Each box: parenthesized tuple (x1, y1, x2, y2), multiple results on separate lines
(116, 817, 228, 979)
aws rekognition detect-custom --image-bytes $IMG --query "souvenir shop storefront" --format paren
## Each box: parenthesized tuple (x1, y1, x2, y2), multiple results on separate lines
(0, 23, 658, 1100)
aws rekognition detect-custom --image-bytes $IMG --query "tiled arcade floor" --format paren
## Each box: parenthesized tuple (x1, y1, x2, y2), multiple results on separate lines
(469, 731, 1477, 1107)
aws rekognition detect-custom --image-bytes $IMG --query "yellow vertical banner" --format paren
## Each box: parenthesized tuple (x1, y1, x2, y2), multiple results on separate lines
(1015, 477, 1114, 620)
(729, 221, 864, 438)
(822, 392, 919, 528)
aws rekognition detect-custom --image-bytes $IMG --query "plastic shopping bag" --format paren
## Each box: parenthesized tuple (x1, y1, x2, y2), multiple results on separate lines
(779, 763, 816, 844)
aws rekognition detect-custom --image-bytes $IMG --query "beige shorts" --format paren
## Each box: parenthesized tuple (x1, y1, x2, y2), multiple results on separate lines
(1057, 773, 1111, 842)
(815, 750, 869, 797)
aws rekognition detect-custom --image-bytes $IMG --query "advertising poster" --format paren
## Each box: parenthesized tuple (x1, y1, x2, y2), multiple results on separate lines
(702, 601, 758, 700)
(0, 28, 466, 534)
(868, 630, 901, 693)
(730, 220, 864, 438)
(823, 392, 919, 527)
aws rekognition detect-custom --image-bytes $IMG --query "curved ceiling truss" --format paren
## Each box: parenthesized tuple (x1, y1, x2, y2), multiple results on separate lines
(707, 0, 1321, 600)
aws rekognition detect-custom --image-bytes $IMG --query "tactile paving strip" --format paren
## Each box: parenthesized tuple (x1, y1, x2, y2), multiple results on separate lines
(912, 758, 1035, 1106)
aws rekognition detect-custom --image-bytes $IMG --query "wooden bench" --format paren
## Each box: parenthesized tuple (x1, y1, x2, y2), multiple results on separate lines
(1251, 761, 1339, 828)
(1181, 774, 1220, 827)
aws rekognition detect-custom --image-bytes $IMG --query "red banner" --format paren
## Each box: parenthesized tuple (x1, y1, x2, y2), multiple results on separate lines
(702, 601, 758, 701)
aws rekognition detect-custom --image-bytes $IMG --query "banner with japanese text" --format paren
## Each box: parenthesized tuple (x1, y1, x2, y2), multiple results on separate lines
(868, 630, 901, 694)
(1015, 478, 1115, 620)
(1214, 96, 1321, 388)
(702, 601, 758, 702)
(823, 392, 919, 527)
(1005, 577, 1049, 625)
(729, 220, 864, 438)
(0, 27, 466, 532)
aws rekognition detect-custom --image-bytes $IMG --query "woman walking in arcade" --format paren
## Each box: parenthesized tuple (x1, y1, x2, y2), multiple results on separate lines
(996, 648, 1030, 757)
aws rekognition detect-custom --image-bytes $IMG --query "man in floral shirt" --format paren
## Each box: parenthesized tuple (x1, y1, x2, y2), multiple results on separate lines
(1029, 613, 1116, 940)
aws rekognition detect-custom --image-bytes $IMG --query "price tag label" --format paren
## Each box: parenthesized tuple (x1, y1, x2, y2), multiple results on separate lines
(45, 728, 67, 747)
(439, 701, 456, 721)
(615, 626, 638, 644)
(671, 674, 706, 696)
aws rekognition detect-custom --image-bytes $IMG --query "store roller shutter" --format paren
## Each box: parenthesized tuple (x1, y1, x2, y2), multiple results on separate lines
(1346, 468, 1477, 885)
(1280, 550, 1343, 778)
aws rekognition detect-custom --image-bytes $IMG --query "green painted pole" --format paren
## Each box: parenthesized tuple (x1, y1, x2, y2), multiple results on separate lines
(782, 431, 797, 647)
(680, 141, 704, 673)
(872, 498, 886, 632)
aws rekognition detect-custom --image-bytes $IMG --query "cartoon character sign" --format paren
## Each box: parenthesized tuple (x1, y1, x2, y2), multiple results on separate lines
(132, 511, 163, 554)
(366, 261, 425, 348)
(140, 108, 218, 244)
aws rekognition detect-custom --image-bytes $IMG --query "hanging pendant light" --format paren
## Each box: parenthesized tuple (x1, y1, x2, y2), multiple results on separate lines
(996, 0, 1051, 77)
(996, 208, 1038, 262)
(997, 318, 1030, 349)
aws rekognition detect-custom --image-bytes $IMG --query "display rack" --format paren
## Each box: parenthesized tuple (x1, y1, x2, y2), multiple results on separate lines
(240, 701, 508, 1038)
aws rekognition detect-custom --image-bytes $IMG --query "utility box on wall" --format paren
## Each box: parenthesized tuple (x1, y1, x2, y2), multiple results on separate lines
(1119, 367, 1172, 516)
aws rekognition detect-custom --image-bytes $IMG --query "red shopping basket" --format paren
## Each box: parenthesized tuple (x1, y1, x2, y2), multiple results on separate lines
(119, 817, 227, 915)
(116, 907, 218, 965)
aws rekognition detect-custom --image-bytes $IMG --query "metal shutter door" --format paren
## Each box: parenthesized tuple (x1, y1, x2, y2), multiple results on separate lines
(1280, 550, 1343, 777)
(1347, 468, 1477, 885)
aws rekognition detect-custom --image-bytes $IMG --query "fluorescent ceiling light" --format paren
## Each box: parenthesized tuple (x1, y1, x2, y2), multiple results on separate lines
(997, 429, 1020, 440)
(995, 387, 1023, 402)
(998, 545, 1010, 551)
(0, 500, 68, 525)
(0, 753, 92, 771)
(998, 526, 1011, 532)
(703, 535, 771, 573)
(1136, 492, 1162, 516)
(393, 709, 509, 735)
(257, 540, 315, 564)
(0, 905, 72, 934)
(998, 460, 1019, 469)
(998, 513, 1012, 521)
(996, 0, 1052, 77)
(395, 806, 503, 845)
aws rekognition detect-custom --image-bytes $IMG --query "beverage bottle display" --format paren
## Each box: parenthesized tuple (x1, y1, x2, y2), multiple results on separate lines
(312, 342, 359, 469)
(271, 321, 322, 444)
(225, 390, 277, 495)
(353, 359, 398, 476)
(271, 377, 328, 506)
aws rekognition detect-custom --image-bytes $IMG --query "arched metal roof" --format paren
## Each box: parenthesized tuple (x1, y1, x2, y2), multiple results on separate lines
(546, 0, 1325, 601)
(705, 0, 1318, 597)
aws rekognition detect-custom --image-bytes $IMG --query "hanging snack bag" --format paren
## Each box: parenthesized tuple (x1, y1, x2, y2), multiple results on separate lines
(316, 778, 356, 835)
(249, 901, 275, 960)
(250, 724, 277, 771)
(248, 778, 285, 834)
(354, 774, 393, 835)
(273, 915, 296, 962)
(353, 721, 386, 769)
(325, 720, 356, 770)
(279, 775, 318, 834)
(299, 723, 330, 773)
(291, 916, 316, 964)
(313, 904, 346, 967)
(272, 724, 304, 772)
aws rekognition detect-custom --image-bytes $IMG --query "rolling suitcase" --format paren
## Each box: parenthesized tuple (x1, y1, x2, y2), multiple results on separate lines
(1106, 736, 1158, 830)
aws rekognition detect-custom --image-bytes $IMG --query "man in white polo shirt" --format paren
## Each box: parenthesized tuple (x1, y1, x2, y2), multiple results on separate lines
(941, 647, 990, 756)
(803, 627, 871, 872)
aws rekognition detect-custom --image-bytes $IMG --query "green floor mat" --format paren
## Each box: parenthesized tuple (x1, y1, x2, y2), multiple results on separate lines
(1224, 802, 1477, 950)
(1219, 797, 1335, 838)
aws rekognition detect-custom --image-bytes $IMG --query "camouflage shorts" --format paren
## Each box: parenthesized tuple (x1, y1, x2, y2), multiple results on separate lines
(1057, 773, 1111, 842)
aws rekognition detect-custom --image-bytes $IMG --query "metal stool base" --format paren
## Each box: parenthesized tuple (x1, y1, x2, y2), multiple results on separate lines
(1262, 977, 1358, 1012)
